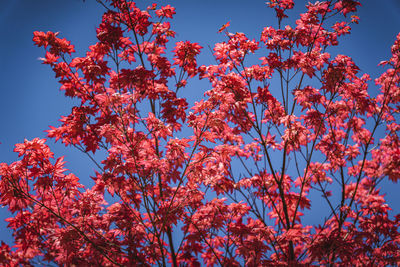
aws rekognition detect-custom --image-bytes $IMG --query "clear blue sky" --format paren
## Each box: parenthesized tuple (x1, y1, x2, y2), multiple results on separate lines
(0, 0, 400, 246)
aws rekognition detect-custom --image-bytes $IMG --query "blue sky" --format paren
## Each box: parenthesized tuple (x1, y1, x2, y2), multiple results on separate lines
(0, 0, 400, 246)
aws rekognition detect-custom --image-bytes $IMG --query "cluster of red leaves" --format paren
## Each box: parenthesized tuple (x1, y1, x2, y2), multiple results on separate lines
(1, 0, 399, 266)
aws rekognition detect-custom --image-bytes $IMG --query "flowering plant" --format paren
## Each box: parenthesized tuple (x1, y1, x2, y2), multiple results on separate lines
(1, 0, 399, 265)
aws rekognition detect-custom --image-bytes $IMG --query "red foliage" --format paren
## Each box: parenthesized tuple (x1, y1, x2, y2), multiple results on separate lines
(1, 0, 399, 266)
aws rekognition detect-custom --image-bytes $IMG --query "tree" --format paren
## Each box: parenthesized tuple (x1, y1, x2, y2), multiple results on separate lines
(0, 0, 399, 265)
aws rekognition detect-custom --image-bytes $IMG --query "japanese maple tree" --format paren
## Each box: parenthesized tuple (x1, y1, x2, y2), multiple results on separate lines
(1, 0, 400, 266)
